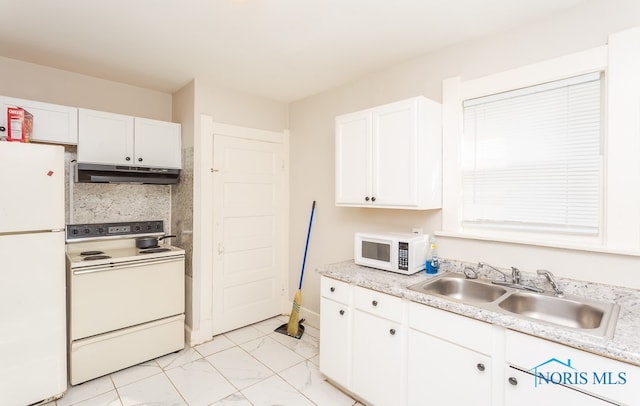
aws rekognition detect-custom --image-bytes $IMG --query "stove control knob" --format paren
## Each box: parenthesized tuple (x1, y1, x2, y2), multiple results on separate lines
(84, 228, 90, 234)
(72, 229, 79, 235)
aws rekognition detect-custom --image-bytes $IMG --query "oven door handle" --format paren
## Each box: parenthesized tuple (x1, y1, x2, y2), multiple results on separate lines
(72, 256, 184, 275)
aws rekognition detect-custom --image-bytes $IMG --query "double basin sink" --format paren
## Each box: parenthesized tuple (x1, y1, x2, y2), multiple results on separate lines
(407, 272, 620, 338)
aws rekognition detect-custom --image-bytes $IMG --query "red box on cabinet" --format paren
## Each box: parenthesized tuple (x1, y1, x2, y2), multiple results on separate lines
(6, 106, 33, 142)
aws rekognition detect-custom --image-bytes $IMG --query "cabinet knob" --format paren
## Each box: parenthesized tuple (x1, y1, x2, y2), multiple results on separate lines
(330, 287, 335, 292)
(389, 328, 396, 335)
(0, 126, 5, 132)
(371, 196, 376, 202)
(372, 300, 378, 307)
(365, 196, 370, 202)
(508, 377, 518, 386)
(138, 157, 143, 162)
(125, 156, 131, 161)
(476, 363, 485, 372)
(339, 309, 345, 316)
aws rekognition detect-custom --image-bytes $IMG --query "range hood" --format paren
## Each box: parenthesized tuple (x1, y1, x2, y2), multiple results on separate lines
(76, 163, 180, 184)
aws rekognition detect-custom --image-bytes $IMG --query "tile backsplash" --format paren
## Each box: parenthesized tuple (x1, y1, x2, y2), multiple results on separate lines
(64, 149, 172, 230)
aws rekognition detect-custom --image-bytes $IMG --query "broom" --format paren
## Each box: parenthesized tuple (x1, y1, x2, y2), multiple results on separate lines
(276, 200, 316, 339)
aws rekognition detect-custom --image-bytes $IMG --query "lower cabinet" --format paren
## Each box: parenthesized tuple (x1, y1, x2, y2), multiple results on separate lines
(407, 302, 493, 406)
(352, 294, 404, 406)
(318, 276, 640, 406)
(319, 277, 352, 387)
(505, 329, 640, 406)
(407, 329, 491, 406)
(503, 366, 611, 405)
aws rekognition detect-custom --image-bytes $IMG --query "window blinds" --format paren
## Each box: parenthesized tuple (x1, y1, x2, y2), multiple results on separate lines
(462, 72, 602, 235)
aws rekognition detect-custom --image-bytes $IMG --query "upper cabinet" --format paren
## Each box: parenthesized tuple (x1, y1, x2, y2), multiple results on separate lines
(77, 108, 181, 169)
(0, 97, 78, 145)
(335, 96, 442, 209)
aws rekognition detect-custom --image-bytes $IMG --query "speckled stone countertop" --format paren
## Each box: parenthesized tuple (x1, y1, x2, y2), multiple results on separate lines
(317, 259, 640, 367)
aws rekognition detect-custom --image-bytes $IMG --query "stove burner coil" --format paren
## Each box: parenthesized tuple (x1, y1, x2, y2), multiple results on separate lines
(80, 250, 105, 256)
(83, 255, 112, 261)
(139, 248, 171, 254)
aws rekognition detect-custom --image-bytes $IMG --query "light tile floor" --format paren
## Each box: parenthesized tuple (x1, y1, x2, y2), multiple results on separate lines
(47, 316, 363, 406)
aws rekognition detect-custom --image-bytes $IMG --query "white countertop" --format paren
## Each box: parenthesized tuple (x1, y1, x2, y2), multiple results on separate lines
(316, 259, 640, 367)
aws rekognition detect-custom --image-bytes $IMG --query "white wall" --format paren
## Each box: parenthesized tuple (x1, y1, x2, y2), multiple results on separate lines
(0, 56, 172, 120)
(0, 56, 176, 227)
(181, 79, 290, 344)
(288, 0, 640, 323)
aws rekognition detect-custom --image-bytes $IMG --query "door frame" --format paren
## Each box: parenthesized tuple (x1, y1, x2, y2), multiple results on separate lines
(189, 115, 290, 345)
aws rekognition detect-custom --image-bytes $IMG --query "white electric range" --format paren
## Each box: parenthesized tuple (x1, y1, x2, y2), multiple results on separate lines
(65, 220, 185, 385)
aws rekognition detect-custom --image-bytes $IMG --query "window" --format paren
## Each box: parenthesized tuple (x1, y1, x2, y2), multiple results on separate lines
(461, 72, 603, 235)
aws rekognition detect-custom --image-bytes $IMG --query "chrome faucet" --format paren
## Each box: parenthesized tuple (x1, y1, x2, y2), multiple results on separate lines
(477, 262, 510, 282)
(511, 267, 521, 284)
(479, 262, 543, 293)
(537, 269, 563, 296)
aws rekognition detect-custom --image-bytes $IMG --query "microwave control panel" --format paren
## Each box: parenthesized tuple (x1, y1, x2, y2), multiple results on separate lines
(398, 242, 409, 270)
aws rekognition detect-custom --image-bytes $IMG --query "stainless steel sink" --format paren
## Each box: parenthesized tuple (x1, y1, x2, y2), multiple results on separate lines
(408, 273, 508, 303)
(407, 272, 620, 338)
(498, 292, 605, 329)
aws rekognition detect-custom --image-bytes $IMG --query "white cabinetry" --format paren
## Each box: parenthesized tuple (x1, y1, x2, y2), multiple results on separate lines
(504, 367, 608, 405)
(335, 96, 441, 209)
(0, 96, 78, 144)
(78, 108, 181, 169)
(319, 274, 640, 406)
(505, 330, 640, 405)
(319, 277, 352, 388)
(407, 303, 492, 406)
(352, 286, 404, 406)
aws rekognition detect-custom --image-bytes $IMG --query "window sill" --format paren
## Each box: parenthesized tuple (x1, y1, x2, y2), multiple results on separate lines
(435, 230, 640, 258)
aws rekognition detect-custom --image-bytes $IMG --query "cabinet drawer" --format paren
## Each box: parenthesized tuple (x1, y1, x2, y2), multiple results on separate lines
(408, 302, 492, 355)
(320, 277, 351, 304)
(506, 329, 640, 405)
(354, 286, 403, 321)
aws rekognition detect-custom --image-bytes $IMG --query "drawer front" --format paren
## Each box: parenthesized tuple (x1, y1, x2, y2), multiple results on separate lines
(506, 329, 640, 405)
(321, 276, 351, 304)
(408, 302, 492, 355)
(354, 286, 403, 321)
(69, 257, 185, 340)
(70, 314, 184, 385)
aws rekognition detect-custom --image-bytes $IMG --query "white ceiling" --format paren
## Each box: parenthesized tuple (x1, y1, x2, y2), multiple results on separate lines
(0, 0, 590, 102)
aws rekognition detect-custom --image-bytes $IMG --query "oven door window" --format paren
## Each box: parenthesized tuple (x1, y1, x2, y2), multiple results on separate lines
(362, 241, 390, 262)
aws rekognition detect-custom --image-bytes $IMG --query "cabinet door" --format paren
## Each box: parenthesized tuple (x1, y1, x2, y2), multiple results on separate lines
(372, 99, 420, 207)
(352, 310, 403, 406)
(407, 329, 491, 406)
(504, 367, 610, 405)
(319, 298, 351, 387)
(335, 111, 372, 205)
(2, 97, 78, 145)
(78, 108, 134, 165)
(134, 118, 181, 169)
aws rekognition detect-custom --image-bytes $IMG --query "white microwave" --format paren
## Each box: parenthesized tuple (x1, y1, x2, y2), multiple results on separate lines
(354, 232, 429, 274)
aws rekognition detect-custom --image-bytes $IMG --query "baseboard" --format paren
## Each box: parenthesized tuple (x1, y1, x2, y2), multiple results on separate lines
(185, 323, 213, 347)
(299, 306, 320, 330)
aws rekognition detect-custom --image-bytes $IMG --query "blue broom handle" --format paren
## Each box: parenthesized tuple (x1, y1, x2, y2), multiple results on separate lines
(298, 200, 316, 290)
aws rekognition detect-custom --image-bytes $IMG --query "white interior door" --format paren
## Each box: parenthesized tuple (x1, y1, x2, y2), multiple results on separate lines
(211, 129, 288, 335)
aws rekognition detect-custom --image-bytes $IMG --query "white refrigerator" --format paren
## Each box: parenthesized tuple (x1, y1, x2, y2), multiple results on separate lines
(0, 142, 67, 405)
